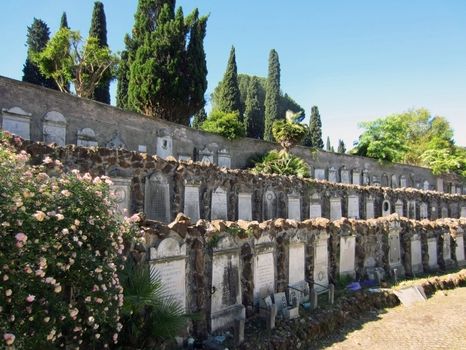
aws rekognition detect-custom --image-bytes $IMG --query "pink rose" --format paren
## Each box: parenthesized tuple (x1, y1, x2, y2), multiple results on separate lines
(15, 233, 27, 242)
(3, 333, 15, 345)
(26, 295, 35, 303)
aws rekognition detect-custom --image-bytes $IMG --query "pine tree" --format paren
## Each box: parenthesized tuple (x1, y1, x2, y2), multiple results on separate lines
(60, 12, 69, 29)
(216, 46, 241, 116)
(89, 1, 110, 104)
(244, 76, 263, 138)
(192, 107, 207, 129)
(22, 18, 57, 89)
(337, 139, 346, 153)
(326, 136, 332, 152)
(264, 49, 281, 141)
(309, 106, 324, 149)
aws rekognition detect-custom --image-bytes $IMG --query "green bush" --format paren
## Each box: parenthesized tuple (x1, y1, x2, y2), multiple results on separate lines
(272, 119, 307, 152)
(200, 109, 245, 140)
(251, 149, 310, 178)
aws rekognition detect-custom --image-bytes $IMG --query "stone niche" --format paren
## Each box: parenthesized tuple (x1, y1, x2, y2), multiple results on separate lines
(211, 187, 228, 220)
(199, 146, 214, 164)
(352, 169, 361, 185)
(340, 166, 350, 184)
(347, 194, 359, 219)
(217, 148, 231, 168)
(366, 196, 375, 219)
(427, 237, 438, 270)
(77, 128, 98, 147)
(330, 197, 342, 220)
(237, 192, 252, 221)
(263, 190, 277, 221)
(210, 235, 245, 332)
(382, 200, 391, 217)
(184, 183, 200, 222)
(313, 231, 329, 292)
(314, 168, 326, 181)
(455, 227, 465, 265)
(110, 177, 132, 216)
(145, 173, 171, 223)
(388, 222, 403, 273)
(253, 234, 275, 307)
(395, 199, 404, 217)
(1, 106, 32, 140)
(150, 234, 187, 311)
(410, 233, 423, 274)
(339, 235, 356, 277)
(287, 192, 301, 221)
(288, 235, 307, 304)
(309, 193, 322, 219)
(328, 167, 337, 183)
(43, 111, 66, 146)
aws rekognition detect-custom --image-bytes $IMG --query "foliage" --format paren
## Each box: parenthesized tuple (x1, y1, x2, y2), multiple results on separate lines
(251, 150, 310, 178)
(337, 139, 346, 154)
(243, 76, 263, 138)
(89, 1, 111, 104)
(32, 28, 119, 98)
(200, 110, 245, 140)
(326, 136, 332, 152)
(264, 49, 281, 141)
(304, 106, 324, 149)
(0, 131, 140, 349)
(191, 107, 207, 129)
(117, 258, 188, 349)
(279, 94, 305, 124)
(271, 114, 307, 152)
(60, 12, 69, 29)
(215, 46, 242, 115)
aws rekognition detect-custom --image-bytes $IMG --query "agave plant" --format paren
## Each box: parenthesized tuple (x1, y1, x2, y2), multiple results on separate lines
(251, 149, 310, 178)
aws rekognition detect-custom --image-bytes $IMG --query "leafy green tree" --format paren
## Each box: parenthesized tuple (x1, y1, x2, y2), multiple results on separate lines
(337, 139, 346, 153)
(22, 18, 58, 90)
(89, 1, 111, 104)
(200, 109, 245, 140)
(215, 46, 241, 116)
(264, 49, 281, 141)
(60, 12, 69, 29)
(243, 76, 263, 138)
(32, 28, 118, 98)
(308, 106, 324, 149)
(191, 107, 207, 129)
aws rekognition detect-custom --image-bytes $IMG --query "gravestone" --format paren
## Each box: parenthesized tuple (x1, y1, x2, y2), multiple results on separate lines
(395, 199, 404, 217)
(347, 195, 359, 219)
(288, 236, 308, 307)
(287, 193, 301, 221)
(408, 200, 417, 219)
(184, 184, 200, 222)
(443, 232, 451, 263)
(382, 200, 391, 217)
(455, 228, 465, 265)
(110, 177, 132, 216)
(217, 148, 231, 168)
(145, 173, 171, 223)
(388, 224, 402, 270)
(391, 174, 398, 188)
(263, 190, 277, 220)
(366, 196, 375, 219)
(339, 235, 356, 277)
(441, 207, 448, 218)
(1, 106, 32, 140)
(400, 176, 407, 188)
(77, 128, 98, 147)
(138, 145, 147, 153)
(253, 235, 275, 307)
(461, 207, 466, 218)
(410, 234, 423, 273)
(313, 232, 329, 292)
(451, 184, 456, 194)
(340, 167, 350, 184)
(106, 132, 126, 149)
(178, 154, 192, 161)
(420, 202, 428, 219)
(381, 174, 389, 187)
(210, 235, 245, 332)
(352, 169, 361, 185)
(372, 175, 380, 186)
(314, 168, 326, 180)
(211, 187, 228, 220)
(423, 181, 429, 191)
(362, 170, 370, 185)
(237, 193, 252, 221)
(330, 197, 342, 220)
(43, 111, 66, 146)
(156, 135, 173, 159)
(309, 194, 322, 219)
(427, 237, 438, 269)
(450, 203, 458, 218)
(328, 167, 337, 182)
(437, 178, 444, 192)
(457, 187, 462, 195)
(150, 235, 187, 310)
(199, 146, 214, 164)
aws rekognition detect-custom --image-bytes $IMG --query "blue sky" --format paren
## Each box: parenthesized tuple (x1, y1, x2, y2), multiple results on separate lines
(1, 0, 465, 147)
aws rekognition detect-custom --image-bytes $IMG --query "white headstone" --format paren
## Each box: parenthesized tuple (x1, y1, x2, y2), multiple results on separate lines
(427, 237, 438, 269)
(340, 168, 350, 184)
(111, 177, 132, 216)
(288, 241, 306, 286)
(411, 234, 422, 273)
(339, 235, 356, 277)
(457, 187, 462, 195)
(184, 185, 200, 222)
(443, 232, 451, 262)
(238, 193, 252, 221)
(420, 203, 428, 219)
(253, 235, 275, 306)
(211, 187, 228, 220)
(391, 174, 398, 188)
(309, 194, 322, 219)
(313, 232, 329, 292)
(138, 145, 147, 153)
(366, 196, 375, 219)
(287, 195, 301, 221)
(156, 135, 173, 159)
(423, 181, 429, 191)
(106, 132, 126, 149)
(437, 178, 444, 192)
(217, 149, 231, 168)
(330, 197, 342, 220)
(395, 200, 404, 217)
(43, 111, 66, 146)
(441, 207, 448, 218)
(1, 107, 32, 140)
(352, 169, 361, 185)
(328, 167, 337, 182)
(178, 154, 192, 161)
(362, 170, 370, 185)
(408, 200, 417, 219)
(314, 168, 326, 180)
(382, 200, 391, 217)
(150, 236, 187, 310)
(389, 230, 401, 268)
(145, 173, 171, 223)
(400, 176, 407, 188)
(77, 128, 98, 147)
(461, 207, 466, 218)
(347, 195, 359, 219)
(199, 146, 214, 164)
(263, 190, 276, 220)
(455, 232, 465, 265)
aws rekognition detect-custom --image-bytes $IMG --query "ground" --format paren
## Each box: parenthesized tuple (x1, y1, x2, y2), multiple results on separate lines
(313, 287, 466, 350)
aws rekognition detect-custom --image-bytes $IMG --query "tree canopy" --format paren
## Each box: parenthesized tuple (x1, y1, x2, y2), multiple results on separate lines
(264, 49, 281, 141)
(200, 109, 244, 140)
(215, 46, 241, 115)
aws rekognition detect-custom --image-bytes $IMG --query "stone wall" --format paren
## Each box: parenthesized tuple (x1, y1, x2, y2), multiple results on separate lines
(1, 75, 464, 193)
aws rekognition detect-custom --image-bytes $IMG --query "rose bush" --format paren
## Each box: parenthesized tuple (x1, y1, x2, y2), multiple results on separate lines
(0, 131, 140, 349)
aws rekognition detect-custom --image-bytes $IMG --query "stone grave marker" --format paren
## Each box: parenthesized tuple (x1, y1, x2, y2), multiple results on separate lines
(391, 174, 398, 188)
(273, 292, 288, 314)
(77, 128, 98, 147)
(211, 187, 228, 220)
(263, 190, 277, 220)
(437, 178, 444, 192)
(382, 200, 391, 217)
(150, 235, 187, 310)
(427, 237, 438, 269)
(253, 234, 275, 307)
(1, 106, 32, 140)
(408, 200, 417, 219)
(178, 154, 192, 161)
(328, 167, 337, 182)
(443, 232, 451, 263)
(138, 145, 147, 153)
(217, 148, 231, 168)
(455, 228, 465, 265)
(43, 111, 66, 146)
(330, 197, 342, 220)
(199, 146, 214, 164)
(106, 132, 126, 150)
(441, 207, 448, 218)
(339, 235, 356, 277)
(388, 226, 402, 270)
(347, 195, 359, 219)
(400, 176, 407, 188)
(287, 193, 301, 221)
(156, 135, 173, 159)
(340, 167, 350, 184)
(145, 173, 171, 223)
(423, 181, 430, 191)
(309, 193, 322, 219)
(420, 202, 428, 219)
(288, 236, 307, 304)
(352, 169, 361, 185)
(110, 177, 132, 216)
(366, 196, 375, 219)
(313, 232, 329, 292)
(411, 234, 423, 273)
(184, 184, 200, 222)
(314, 168, 326, 180)
(461, 207, 466, 218)
(395, 199, 404, 217)
(457, 187, 462, 195)
(362, 170, 370, 185)
(238, 192, 252, 221)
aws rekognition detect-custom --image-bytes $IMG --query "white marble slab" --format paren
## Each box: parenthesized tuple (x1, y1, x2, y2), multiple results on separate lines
(211, 187, 228, 220)
(313, 233, 329, 292)
(287, 196, 301, 221)
(184, 185, 200, 222)
(347, 195, 359, 219)
(411, 234, 423, 273)
(238, 193, 252, 221)
(339, 236, 356, 276)
(428, 237, 438, 269)
(289, 243, 305, 286)
(330, 197, 342, 220)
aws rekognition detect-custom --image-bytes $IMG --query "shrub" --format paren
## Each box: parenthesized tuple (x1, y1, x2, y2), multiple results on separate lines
(272, 118, 307, 152)
(251, 149, 310, 178)
(200, 109, 245, 140)
(0, 131, 139, 349)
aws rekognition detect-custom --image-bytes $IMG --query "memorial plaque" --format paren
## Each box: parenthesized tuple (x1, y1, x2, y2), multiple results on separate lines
(423, 181, 430, 191)
(314, 168, 326, 180)
(111, 177, 132, 216)
(411, 234, 422, 273)
(420, 203, 428, 219)
(382, 200, 391, 217)
(389, 231, 401, 267)
(253, 251, 275, 305)
(211, 188, 228, 220)
(156, 135, 173, 159)
(427, 237, 438, 269)
(288, 242, 305, 285)
(400, 176, 407, 188)
(238, 193, 252, 221)
(178, 154, 191, 161)
(340, 168, 350, 184)
(310, 203, 322, 219)
(184, 185, 200, 222)
(2, 107, 32, 140)
(138, 145, 147, 153)
(395, 200, 404, 217)
(330, 197, 342, 220)
(347, 195, 359, 219)
(43, 111, 66, 146)
(77, 128, 98, 147)
(443, 232, 451, 262)
(362, 170, 370, 185)
(339, 236, 356, 277)
(455, 232, 465, 264)
(106, 132, 126, 150)
(461, 207, 466, 218)
(366, 196, 375, 219)
(328, 167, 337, 182)
(217, 149, 231, 168)
(145, 174, 171, 223)
(287, 196, 301, 221)
(313, 233, 329, 292)
(352, 169, 361, 185)
(263, 190, 276, 220)
(437, 178, 444, 192)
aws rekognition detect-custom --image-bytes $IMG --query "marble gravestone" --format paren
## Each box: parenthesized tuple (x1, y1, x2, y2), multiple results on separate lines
(217, 149, 231, 168)
(138, 145, 147, 153)
(427, 237, 438, 269)
(287, 193, 301, 221)
(263, 190, 277, 220)
(461, 207, 466, 218)
(400, 176, 407, 188)
(106, 132, 127, 150)
(388, 224, 402, 270)
(382, 200, 391, 217)
(391, 174, 398, 188)
(314, 168, 326, 180)
(199, 146, 214, 164)
(77, 128, 98, 147)
(330, 197, 342, 220)
(178, 154, 192, 161)
(437, 178, 444, 193)
(309, 194, 322, 219)
(340, 167, 350, 184)
(420, 203, 428, 219)
(441, 207, 448, 218)
(43, 111, 66, 146)
(1, 106, 32, 140)
(156, 135, 173, 159)
(408, 201, 417, 219)
(184, 184, 200, 222)
(253, 234, 275, 307)
(110, 177, 132, 216)
(288, 236, 307, 304)
(211, 187, 228, 220)
(352, 169, 361, 185)
(410, 234, 423, 273)
(423, 181, 430, 191)
(362, 170, 370, 185)
(328, 167, 337, 183)
(395, 200, 404, 217)
(366, 196, 375, 219)
(443, 232, 451, 263)
(145, 173, 171, 223)
(313, 232, 329, 292)
(339, 235, 356, 277)
(150, 235, 187, 310)
(455, 228, 465, 265)
(210, 235, 245, 332)
(347, 195, 359, 219)
(237, 193, 252, 221)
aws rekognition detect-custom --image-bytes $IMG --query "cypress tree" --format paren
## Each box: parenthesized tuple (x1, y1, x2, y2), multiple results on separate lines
(89, 1, 110, 104)
(264, 49, 281, 141)
(243, 76, 263, 138)
(309, 106, 324, 149)
(60, 12, 69, 29)
(192, 107, 207, 129)
(326, 136, 332, 152)
(22, 18, 57, 89)
(216, 46, 241, 115)
(337, 139, 346, 153)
